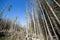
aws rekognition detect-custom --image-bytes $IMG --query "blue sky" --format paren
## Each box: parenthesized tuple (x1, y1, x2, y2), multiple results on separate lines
(0, 0, 31, 26)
